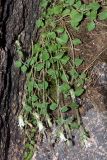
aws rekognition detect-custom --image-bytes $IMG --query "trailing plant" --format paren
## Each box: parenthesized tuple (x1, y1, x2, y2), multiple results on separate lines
(15, 0, 107, 159)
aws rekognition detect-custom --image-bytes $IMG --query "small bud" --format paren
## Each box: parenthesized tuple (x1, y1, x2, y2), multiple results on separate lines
(59, 132, 67, 142)
(47, 116, 52, 127)
(33, 112, 40, 119)
(18, 115, 25, 129)
(70, 89, 75, 101)
(37, 121, 44, 132)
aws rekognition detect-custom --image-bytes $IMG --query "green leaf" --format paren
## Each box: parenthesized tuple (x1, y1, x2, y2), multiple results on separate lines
(35, 102, 48, 110)
(72, 38, 82, 46)
(48, 19, 56, 28)
(70, 68, 79, 79)
(61, 73, 69, 82)
(36, 63, 44, 71)
(70, 122, 80, 129)
(54, 53, 64, 60)
(53, 5, 62, 15)
(62, 9, 70, 16)
(33, 43, 41, 53)
(48, 44, 58, 52)
(87, 21, 95, 31)
(60, 83, 70, 93)
(26, 59, 31, 66)
(36, 19, 44, 28)
(34, 82, 38, 89)
(85, 5, 91, 11)
(79, 73, 87, 79)
(27, 81, 34, 92)
(41, 32, 47, 39)
(56, 32, 68, 45)
(30, 57, 36, 65)
(73, 1, 82, 9)
(47, 8, 54, 16)
(38, 81, 48, 90)
(70, 8, 82, 19)
(47, 32, 56, 39)
(50, 103, 57, 111)
(76, 78, 84, 87)
(15, 61, 22, 68)
(45, 61, 51, 69)
(88, 10, 97, 21)
(75, 87, 84, 97)
(66, 0, 75, 6)
(42, 52, 49, 61)
(32, 95, 38, 102)
(24, 105, 32, 113)
(60, 55, 70, 65)
(70, 9, 83, 28)
(64, 117, 74, 124)
(86, 11, 90, 17)
(44, 81, 48, 90)
(71, 102, 79, 109)
(56, 27, 65, 33)
(40, 0, 48, 8)
(99, 11, 107, 20)
(61, 106, 69, 112)
(80, 4, 86, 12)
(21, 65, 27, 73)
(74, 58, 83, 67)
(70, 20, 80, 29)
(56, 117, 64, 125)
(47, 69, 58, 79)
(88, 2, 100, 11)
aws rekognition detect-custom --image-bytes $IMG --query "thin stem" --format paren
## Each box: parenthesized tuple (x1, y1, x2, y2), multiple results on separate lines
(62, 20, 75, 64)
(83, 47, 107, 73)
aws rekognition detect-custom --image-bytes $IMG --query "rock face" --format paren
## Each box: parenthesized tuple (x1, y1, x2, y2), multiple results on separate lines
(35, 62, 107, 159)
(0, 0, 39, 159)
(35, 95, 107, 160)
(35, 109, 107, 160)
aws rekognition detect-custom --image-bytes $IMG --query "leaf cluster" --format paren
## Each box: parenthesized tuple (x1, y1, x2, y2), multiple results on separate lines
(15, 0, 107, 158)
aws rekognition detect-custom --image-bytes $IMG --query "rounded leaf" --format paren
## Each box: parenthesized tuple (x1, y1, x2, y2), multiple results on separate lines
(75, 88, 84, 97)
(87, 21, 95, 31)
(42, 52, 49, 61)
(60, 83, 70, 93)
(61, 106, 69, 112)
(15, 61, 22, 68)
(56, 32, 68, 45)
(21, 65, 27, 73)
(99, 11, 107, 20)
(74, 58, 83, 67)
(36, 63, 44, 71)
(50, 103, 57, 111)
(72, 38, 82, 46)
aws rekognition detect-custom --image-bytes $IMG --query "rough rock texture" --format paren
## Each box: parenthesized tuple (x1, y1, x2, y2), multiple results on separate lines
(34, 58, 107, 160)
(35, 109, 107, 160)
(0, 0, 39, 159)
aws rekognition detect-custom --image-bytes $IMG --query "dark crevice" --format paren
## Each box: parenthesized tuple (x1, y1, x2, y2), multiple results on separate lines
(0, 0, 13, 48)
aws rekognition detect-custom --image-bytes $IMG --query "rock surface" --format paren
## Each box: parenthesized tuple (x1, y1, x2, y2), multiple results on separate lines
(34, 36, 107, 160)
(34, 108, 107, 160)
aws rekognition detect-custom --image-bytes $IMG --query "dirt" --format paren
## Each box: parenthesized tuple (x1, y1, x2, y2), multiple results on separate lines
(77, 20, 107, 114)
